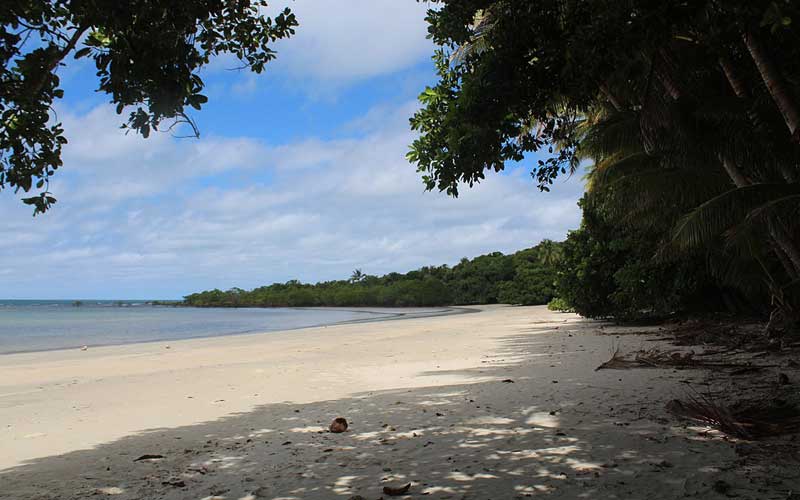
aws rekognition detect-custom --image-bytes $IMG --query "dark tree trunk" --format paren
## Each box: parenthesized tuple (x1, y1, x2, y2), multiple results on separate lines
(743, 31, 800, 143)
(720, 155, 750, 188)
(599, 82, 623, 112)
(719, 57, 750, 99)
(719, 57, 797, 182)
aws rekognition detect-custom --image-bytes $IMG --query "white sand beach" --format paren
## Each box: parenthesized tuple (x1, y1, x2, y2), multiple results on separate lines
(0, 306, 793, 499)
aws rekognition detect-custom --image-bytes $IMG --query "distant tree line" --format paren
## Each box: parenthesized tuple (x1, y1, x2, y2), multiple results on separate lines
(185, 226, 764, 320)
(183, 240, 563, 308)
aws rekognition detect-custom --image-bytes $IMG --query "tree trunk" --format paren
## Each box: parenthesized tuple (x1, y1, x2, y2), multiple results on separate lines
(719, 57, 798, 182)
(599, 82, 623, 112)
(657, 54, 800, 273)
(719, 57, 750, 99)
(743, 31, 800, 143)
(719, 57, 796, 183)
(720, 155, 750, 188)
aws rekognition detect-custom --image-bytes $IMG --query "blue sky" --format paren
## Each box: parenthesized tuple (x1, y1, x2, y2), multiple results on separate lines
(0, 1, 584, 300)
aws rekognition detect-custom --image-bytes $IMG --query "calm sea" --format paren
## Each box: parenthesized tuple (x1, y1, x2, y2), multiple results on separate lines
(0, 300, 440, 355)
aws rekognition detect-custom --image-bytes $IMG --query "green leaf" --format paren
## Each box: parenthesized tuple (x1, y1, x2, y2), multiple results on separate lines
(74, 47, 91, 59)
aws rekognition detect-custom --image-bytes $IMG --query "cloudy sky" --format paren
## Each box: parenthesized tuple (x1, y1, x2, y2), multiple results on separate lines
(1, 1, 584, 300)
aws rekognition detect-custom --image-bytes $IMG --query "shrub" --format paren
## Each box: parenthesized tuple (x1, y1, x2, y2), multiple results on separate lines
(547, 297, 572, 312)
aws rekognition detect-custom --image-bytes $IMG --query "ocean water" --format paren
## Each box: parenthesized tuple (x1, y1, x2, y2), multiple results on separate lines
(0, 300, 434, 355)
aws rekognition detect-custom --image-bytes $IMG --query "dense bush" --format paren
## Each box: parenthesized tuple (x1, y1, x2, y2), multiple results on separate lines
(547, 297, 572, 312)
(184, 241, 563, 308)
(555, 196, 755, 321)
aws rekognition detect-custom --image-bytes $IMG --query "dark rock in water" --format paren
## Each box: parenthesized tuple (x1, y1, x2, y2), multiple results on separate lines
(329, 417, 349, 433)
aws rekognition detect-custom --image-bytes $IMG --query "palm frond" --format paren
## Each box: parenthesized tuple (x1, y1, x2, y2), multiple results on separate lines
(673, 183, 800, 250)
(578, 110, 642, 160)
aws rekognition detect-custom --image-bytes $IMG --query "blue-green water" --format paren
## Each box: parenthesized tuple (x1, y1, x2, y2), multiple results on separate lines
(0, 300, 411, 354)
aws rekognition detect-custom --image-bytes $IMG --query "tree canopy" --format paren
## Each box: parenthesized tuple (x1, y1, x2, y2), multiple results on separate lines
(184, 240, 564, 308)
(410, 0, 800, 331)
(1, 0, 296, 213)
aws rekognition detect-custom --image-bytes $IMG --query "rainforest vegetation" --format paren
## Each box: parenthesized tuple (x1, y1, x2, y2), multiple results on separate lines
(184, 240, 563, 308)
(408, 0, 800, 333)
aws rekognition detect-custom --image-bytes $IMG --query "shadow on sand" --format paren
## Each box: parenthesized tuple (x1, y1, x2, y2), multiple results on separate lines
(1, 319, 794, 499)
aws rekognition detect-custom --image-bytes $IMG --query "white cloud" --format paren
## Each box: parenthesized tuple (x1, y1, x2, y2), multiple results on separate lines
(273, 0, 434, 82)
(191, 2, 436, 98)
(0, 100, 583, 299)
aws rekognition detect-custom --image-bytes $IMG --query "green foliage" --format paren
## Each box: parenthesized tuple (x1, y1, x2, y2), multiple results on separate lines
(547, 297, 571, 312)
(1, 1, 297, 213)
(556, 196, 756, 321)
(496, 244, 560, 306)
(412, 1, 800, 326)
(184, 241, 564, 308)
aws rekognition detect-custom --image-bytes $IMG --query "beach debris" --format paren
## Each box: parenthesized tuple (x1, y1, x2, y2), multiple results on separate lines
(161, 478, 186, 488)
(133, 454, 164, 461)
(347, 496, 367, 500)
(666, 395, 800, 440)
(80, 345, 88, 351)
(329, 417, 349, 433)
(596, 347, 766, 371)
(501, 378, 515, 383)
(382, 483, 411, 496)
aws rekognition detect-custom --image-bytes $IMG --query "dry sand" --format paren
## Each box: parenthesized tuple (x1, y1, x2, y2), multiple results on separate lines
(0, 305, 795, 499)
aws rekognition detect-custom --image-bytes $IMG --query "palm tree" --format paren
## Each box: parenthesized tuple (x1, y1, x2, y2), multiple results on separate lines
(579, 42, 800, 330)
(536, 240, 563, 267)
(350, 269, 365, 283)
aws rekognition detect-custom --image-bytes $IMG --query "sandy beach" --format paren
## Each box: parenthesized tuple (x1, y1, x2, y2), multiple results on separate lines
(0, 305, 795, 499)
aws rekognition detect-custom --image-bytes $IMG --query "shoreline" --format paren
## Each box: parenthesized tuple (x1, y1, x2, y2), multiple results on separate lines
(2, 304, 496, 471)
(2, 305, 795, 498)
(0, 305, 475, 357)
